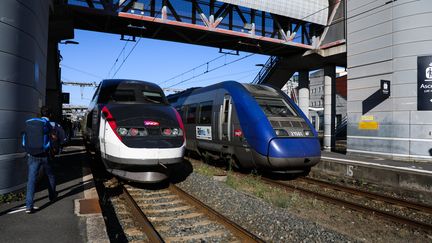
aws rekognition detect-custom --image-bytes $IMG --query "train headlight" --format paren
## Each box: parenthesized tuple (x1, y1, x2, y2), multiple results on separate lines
(172, 128, 180, 136)
(117, 128, 128, 136)
(162, 128, 183, 136)
(129, 128, 139, 136)
(304, 130, 313, 136)
(162, 128, 172, 136)
(274, 129, 288, 136)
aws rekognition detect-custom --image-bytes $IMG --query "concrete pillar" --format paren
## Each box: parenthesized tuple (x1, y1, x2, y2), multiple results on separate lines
(0, 0, 51, 194)
(298, 70, 310, 119)
(46, 40, 62, 121)
(323, 66, 336, 151)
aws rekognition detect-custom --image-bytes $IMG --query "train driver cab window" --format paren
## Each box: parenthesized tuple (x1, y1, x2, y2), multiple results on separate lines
(256, 98, 298, 117)
(111, 89, 136, 102)
(142, 91, 164, 104)
(186, 105, 197, 124)
(199, 102, 212, 124)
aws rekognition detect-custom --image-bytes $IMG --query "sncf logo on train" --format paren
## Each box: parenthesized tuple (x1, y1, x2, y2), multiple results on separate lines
(144, 120, 160, 126)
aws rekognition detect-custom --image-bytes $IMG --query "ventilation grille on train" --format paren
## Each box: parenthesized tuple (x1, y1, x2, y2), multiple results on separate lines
(270, 120, 309, 129)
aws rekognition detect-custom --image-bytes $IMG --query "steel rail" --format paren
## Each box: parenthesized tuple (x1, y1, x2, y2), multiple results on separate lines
(299, 177, 432, 214)
(261, 177, 432, 232)
(121, 184, 164, 243)
(168, 184, 265, 243)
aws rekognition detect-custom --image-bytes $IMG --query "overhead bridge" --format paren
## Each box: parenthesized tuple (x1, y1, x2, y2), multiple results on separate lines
(54, 0, 334, 57)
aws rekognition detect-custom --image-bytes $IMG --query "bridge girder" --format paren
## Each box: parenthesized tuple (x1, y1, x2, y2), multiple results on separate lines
(55, 0, 328, 57)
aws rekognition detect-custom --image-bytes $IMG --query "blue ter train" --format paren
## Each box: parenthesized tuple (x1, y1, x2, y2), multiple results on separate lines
(168, 81, 321, 175)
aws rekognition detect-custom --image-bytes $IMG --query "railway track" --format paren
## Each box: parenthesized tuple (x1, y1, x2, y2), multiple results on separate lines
(120, 181, 264, 243)
(185, 155, 432, 232)
(261, 177, 432, 232)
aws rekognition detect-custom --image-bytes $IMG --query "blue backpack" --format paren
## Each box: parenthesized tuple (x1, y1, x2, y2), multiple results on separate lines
(22, 118, 52, 156)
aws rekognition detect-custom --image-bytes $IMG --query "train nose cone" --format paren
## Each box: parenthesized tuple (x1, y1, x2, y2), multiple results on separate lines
(267, 138, 321, 169)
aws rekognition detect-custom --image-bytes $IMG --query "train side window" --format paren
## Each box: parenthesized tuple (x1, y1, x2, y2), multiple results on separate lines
(186, 105, 197, 124)
(199, 101, 213, 124)
(182, 106, 188, 122)
(91, 84, 101, 102)
(86, 112, 92, 128)
(223, 98, 230, 123)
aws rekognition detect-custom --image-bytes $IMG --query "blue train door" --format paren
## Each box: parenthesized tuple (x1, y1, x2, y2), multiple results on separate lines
(220, 95, 232, 142)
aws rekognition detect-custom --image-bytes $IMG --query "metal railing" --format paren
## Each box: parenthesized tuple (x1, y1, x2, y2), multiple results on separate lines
(251, 56, 280, 84)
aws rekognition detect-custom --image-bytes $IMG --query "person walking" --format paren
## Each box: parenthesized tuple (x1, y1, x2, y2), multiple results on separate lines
(22, 106, 58, 214)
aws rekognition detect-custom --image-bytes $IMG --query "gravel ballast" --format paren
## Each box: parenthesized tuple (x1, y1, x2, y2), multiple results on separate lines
(177, 172, 355, 242)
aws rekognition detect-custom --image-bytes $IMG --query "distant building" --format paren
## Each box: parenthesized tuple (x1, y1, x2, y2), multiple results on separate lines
(281, 70, 347, 135)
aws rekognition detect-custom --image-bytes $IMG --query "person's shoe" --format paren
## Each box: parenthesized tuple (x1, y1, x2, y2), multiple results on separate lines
(25, 206, 39, 214)
(49, 192, 58, 202)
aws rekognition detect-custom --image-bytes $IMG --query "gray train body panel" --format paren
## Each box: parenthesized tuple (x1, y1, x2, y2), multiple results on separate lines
(179, 86, 257, 169)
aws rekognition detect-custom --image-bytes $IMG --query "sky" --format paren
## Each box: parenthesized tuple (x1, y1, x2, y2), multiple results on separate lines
(60, 30, 269, 106)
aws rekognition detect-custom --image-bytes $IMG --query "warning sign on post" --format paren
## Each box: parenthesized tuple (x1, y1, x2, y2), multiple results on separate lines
(417, 56, 432, 111)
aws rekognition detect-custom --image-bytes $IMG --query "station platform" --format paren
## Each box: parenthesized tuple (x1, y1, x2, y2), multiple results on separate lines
(313, 151, 432, 204)
(0, 140, 109, 243)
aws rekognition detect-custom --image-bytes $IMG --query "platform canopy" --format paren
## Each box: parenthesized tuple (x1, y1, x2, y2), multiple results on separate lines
(217, 0, 329, 25)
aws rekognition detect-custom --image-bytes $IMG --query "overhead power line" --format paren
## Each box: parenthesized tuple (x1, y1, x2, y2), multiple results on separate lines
(61, 64, 103, 79)
(106, 37, 132, 78)
(111, 37, 142, 78)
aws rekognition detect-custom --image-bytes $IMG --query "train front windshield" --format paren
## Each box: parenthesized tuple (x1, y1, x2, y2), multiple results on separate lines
(108, 89, 166, 104)
(256, 98, 298, 117)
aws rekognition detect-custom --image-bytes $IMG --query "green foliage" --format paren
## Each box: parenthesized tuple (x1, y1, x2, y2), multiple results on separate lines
(0, 191, 25, 204)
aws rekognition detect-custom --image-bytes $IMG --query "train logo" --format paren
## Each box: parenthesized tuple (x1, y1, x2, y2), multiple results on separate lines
(144, 120, 160, 126)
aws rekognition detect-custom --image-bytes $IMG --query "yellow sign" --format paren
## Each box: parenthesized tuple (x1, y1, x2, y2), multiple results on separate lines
(360, 115, 374, 121)
(358, 121, 379, 130)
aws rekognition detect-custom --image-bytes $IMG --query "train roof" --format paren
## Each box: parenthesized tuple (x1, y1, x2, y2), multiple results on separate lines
(100, 79, 163, 91)
(168, 81, 279, 99)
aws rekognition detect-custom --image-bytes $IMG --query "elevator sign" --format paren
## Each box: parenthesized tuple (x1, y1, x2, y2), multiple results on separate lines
(418, 56, 432, 110)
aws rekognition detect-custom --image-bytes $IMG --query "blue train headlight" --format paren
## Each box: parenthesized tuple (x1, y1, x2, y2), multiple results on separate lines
(274, 129, 289, 136)
(304, 130, 313, 136)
